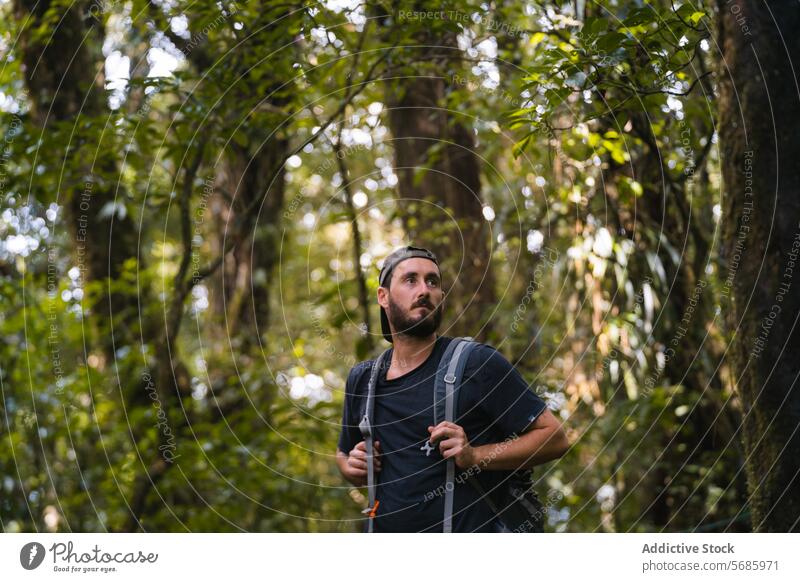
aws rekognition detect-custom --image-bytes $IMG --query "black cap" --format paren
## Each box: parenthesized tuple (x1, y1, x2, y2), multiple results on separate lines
(378, 246, 439, 343)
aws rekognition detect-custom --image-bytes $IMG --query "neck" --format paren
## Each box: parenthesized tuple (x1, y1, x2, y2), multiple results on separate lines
(390, 333, 438, 371)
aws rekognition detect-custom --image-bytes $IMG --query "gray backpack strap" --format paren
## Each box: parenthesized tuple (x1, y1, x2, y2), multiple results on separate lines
(433, 337, 479, 533)
(433, 339, 464, 426)
(358, 349, 390, 533)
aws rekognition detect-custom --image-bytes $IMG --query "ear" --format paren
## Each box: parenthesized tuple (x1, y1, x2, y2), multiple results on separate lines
(377, 286, 389, 309)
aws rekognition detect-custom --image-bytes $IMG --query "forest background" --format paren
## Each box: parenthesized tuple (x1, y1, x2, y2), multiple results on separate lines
(1, 0, 799, 532)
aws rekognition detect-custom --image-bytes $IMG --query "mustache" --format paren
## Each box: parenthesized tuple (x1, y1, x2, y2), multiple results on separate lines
(413, 299, 434, 309)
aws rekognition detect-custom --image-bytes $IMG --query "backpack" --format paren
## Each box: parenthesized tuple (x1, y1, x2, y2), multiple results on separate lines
(356, 336, 546, 533)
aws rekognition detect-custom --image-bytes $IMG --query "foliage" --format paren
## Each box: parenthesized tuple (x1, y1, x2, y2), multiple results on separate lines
(1, 0, 750, 532)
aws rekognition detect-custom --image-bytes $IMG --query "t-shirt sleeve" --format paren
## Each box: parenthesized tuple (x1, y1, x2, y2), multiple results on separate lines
(473, 345, 547, 438)
(337, 364, 366, 455)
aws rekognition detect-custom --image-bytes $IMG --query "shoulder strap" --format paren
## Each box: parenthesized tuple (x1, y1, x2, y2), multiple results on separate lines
(432, 336, 480, 533)
(357, 349, 390, 533)
(431, 339, 539, 532)
(433, 338, 464, 426)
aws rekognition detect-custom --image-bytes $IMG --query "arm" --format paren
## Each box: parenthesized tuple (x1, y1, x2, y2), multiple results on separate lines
(428, 408, 569, 471)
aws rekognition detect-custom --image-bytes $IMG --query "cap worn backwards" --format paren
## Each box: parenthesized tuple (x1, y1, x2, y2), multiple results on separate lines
(378, 246, 439, 343)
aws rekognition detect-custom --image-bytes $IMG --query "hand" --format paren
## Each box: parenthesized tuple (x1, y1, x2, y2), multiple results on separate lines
(346, 440, 382, 482)
(428, 422, 476, 469)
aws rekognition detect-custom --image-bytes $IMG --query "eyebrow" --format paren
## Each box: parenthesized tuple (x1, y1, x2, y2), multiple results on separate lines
(400, 270, 440, 280)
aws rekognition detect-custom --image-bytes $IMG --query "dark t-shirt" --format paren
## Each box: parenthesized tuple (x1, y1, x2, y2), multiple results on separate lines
(338, 336, 547, 532)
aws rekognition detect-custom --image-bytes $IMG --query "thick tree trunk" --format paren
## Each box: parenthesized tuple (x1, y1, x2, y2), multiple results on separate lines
(618, 108, 746, 528)
(215, 141, 287, 342)
(717, 0, 800, 532)
(385, 29, 496, 340)
(14, 0, 143, 355)
(13, 0, 186, 531)
(173, 7, 291, 345)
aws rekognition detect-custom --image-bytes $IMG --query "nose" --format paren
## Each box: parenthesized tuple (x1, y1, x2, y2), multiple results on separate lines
(415, 283, 433, 304)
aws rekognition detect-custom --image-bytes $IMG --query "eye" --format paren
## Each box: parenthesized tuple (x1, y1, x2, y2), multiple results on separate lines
(426, 277, 439, 287)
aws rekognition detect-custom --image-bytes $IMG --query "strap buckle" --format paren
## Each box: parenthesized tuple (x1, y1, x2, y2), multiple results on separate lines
(358, 415, 372, 437)
(361, 500, 380, 518)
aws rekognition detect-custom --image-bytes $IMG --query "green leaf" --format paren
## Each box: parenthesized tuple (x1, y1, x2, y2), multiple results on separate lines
(545, 87, 570, 107)
(623, 7, 655, 27)
(689, 11, 706, 25)
(596, 31, 629, 53)
(512, 131, 535, 158)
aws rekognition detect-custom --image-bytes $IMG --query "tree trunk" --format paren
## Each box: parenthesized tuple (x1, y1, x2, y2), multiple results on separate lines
(385, 27, 496, 341)
(214, 141, 287, 343)
(14, 0, 143, 356)
(630, 119, 745, 529)
(717, 0, 800, 532)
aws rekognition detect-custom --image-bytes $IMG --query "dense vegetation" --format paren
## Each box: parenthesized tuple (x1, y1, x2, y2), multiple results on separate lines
(1, 0, 798, 532)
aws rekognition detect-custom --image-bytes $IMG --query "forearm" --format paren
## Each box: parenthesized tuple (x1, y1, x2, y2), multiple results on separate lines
(470, 425, 569, 471)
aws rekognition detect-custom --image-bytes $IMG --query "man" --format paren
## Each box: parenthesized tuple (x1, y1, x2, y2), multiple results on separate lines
(336, 246, 569, 532)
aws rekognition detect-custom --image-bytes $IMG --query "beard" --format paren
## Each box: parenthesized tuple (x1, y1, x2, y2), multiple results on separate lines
(387, 295, 443, 339)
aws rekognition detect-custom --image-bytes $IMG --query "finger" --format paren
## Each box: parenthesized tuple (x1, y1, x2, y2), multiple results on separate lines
(431, 421, 459, 430)
(355, 441, 367, 452)
(428, 422, 449, 434)
(441, 447, 461, 460)
(349, 458, 367, 471)
(430, 427, 457, 443)
(429, 426, 448, 440)
(351, 458, 380, 472)
(352, 455, 380, 468)
(352, 448, 379, 462)
(438, 437, 461, 452)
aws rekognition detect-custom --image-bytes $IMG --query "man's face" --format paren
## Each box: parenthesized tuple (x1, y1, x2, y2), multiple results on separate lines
(378, 258, 444, 340)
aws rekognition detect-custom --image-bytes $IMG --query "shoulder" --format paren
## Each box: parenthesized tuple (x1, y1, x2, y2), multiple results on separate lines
(464, 341, 515, 374)
(345, 359, 374, 394)
(345, 350, 392, 395)
(462, 340, 504, 362)
(348, 359, 374, 378)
